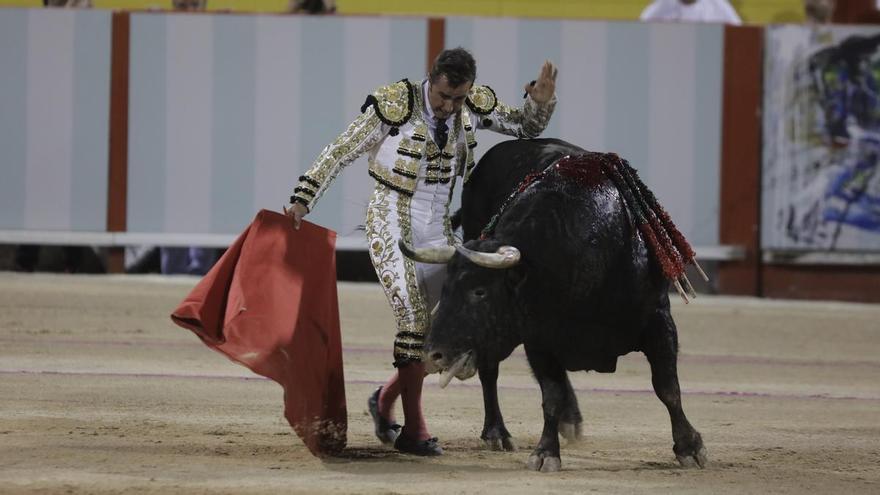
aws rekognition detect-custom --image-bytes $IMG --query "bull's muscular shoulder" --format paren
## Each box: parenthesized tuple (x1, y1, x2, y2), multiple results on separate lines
(466, 84, 498, 115)
(360, 79, 414, 126)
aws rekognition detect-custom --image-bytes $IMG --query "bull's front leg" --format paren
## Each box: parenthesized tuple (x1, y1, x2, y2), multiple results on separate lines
(524, 349, 567, 472)
(559, 373, 583, 443)
(478, 361, 516, 451)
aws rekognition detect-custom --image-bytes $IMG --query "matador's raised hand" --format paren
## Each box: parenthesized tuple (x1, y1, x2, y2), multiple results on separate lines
(524, 60, 558, 104)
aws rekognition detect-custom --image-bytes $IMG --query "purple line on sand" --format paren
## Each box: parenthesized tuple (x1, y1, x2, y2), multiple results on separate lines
(2, 369, 877, 402)
(677, 354, 880, 369)
(2, 338, 878, 369)
(0, 369, 265, 382)
(0, 337, 386, 354)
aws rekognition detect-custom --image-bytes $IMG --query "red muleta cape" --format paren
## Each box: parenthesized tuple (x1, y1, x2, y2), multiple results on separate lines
(170, 209, 346, 456)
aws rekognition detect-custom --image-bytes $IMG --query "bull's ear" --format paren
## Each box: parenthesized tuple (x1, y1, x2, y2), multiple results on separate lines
(505, 265, 528, 295)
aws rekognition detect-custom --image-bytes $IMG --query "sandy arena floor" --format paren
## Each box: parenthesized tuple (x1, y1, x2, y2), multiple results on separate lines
(0, 272, 878, 494)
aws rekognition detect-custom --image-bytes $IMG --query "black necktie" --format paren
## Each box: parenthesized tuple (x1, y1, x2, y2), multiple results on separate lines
(434, 118, 448, 150)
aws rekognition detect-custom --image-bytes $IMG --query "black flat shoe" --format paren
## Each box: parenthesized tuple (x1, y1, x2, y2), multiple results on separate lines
(368, 387, 401, 444)
(394, 435, 443, 456)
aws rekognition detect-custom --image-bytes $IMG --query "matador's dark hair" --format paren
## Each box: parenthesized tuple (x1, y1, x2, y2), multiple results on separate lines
(430, 47, 477, 88)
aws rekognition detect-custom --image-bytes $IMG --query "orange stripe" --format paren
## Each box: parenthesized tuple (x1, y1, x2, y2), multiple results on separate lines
(107, 12, 131, 273)
(426, 18, 445, 74)
(717, 25, 763, 296)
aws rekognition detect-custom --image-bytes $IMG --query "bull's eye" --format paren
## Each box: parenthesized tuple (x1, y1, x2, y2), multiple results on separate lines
(469, 287, 487, 302)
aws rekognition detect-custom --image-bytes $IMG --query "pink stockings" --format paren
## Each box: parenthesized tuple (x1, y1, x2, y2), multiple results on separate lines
(377, 361, 430, 441)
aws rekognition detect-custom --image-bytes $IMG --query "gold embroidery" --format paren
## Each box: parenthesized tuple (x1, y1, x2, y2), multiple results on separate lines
(424, 147, 442, 183)
(412, 122, 428, 142)
(425, 112, 462, 184)
(443, 174, 458, 245)
(397, 136, 425, 160)
(466, 84, 498, 115)
(366, 184, 409, 327)
(425, 139, 439, 158)
(366, 182, 428, 362)
(370, 159, 417, 193)
(393, 158, 418, 179)
(372, 80, 413, 126)
(491, 95, 556, 139)
(397, 189, 429, 361)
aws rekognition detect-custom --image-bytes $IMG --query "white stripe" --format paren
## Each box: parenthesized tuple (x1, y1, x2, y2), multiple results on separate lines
(647, 23, 696, 235)
(344, 18, 391, 114)
(341, 18, 392, 234)
(559, 20, 607, 150)
(25, 10, 75, 230)
(165, 15, 213, 233)
(254, 16, 302, 215)
(473, 19, 519, 101)
(471, 18, 520, 156)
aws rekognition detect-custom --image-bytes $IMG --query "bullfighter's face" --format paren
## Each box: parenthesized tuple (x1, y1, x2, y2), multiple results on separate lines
(427, 75, 472, 121)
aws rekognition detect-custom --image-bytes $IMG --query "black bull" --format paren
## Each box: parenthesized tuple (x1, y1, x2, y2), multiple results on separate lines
(401, 138, 707, 472)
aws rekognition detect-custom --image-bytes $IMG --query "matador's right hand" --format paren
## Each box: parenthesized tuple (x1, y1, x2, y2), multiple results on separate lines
(525, 60, 558, 104)
(284, 203, 309, 230)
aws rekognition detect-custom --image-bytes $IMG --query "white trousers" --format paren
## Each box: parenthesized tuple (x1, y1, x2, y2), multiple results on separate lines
(365, 180, 456, 364)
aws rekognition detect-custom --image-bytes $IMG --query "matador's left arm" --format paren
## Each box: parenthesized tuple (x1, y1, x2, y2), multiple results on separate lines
(466, 85, 557, 139)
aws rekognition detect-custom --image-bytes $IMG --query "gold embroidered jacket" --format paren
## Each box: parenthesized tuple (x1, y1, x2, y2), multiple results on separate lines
(291, 78, 556, 211)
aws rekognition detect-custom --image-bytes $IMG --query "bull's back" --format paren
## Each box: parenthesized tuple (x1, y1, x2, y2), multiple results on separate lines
(462, 139, 586, 240)
(493, 164, 666, 367)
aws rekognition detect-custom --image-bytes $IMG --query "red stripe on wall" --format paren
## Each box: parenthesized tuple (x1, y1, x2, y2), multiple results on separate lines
(717, 25, 763, 296)
(107, 12, 130, 273)
(427, 18, 445, 74)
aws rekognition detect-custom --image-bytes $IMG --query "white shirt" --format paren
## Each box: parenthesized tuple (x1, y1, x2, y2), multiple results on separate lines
(416, 80, 455, 221)
(640, 0, 742, 25)
(421, 80, 454, 140)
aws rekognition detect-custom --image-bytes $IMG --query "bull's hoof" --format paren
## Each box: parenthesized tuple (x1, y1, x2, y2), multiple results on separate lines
(482, 425, 516, 451)
(676, 445, 708, 469)
(674, 430, 708, 468)
(483, 436, 516, 451)
(559, 420, 583, 444)
(526, 451, 562, 472)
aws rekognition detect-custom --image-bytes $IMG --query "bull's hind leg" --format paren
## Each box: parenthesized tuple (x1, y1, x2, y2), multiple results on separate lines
(478, 362, 516, 451)
(642, 309, 708, 468)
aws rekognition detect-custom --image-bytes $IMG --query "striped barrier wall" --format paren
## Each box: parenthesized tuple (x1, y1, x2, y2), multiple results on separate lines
(0, 9, 743, 263)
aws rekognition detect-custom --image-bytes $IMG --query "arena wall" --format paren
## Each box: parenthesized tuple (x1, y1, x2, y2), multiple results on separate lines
(1, 7, 878, 301)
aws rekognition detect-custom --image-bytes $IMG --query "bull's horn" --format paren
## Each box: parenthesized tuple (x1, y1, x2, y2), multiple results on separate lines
(456, 245, 521, 269)
(397, 239, 455, 264)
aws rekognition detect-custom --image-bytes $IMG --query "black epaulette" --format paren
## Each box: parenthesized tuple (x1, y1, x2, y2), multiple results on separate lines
(465, 84, 498, 115)
(360, 79, 414, 130)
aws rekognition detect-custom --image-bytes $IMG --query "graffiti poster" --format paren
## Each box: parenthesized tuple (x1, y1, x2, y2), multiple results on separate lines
(763, 25, 880, 251)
